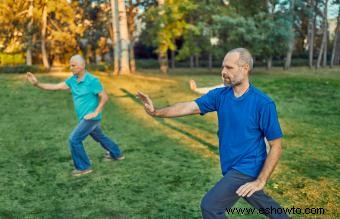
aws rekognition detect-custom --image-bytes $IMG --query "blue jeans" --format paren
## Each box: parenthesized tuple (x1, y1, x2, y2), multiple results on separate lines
(201, 169, 290, 219)
(68, 119, 122, 170)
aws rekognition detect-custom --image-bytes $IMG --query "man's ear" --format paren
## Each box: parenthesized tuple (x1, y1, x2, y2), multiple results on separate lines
(243, 64, 250, 73)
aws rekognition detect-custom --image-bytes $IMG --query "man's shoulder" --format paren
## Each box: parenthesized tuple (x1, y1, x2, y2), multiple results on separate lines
(251, 85, 274, 104)
(65, 74, 76, 85)
(208, 86, 231, 95)
(85, 72, 101, 83)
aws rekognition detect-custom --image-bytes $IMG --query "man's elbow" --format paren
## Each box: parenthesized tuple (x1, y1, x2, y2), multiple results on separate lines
(276, 144, 283, 156)
(101, 92, 109, 102)
(269, 138, 283, 154)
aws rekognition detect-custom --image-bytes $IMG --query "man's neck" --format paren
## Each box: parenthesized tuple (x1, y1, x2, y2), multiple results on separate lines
(76, 70, 86, 81)
(233, 82, 250, 97)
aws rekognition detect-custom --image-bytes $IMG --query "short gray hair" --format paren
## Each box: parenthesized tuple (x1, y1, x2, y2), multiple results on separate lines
(228, 48, 253, 73)
(70, 55, 85, 66)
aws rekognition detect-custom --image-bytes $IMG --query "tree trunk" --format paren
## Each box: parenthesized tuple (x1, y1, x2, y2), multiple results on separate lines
(91, 45, 97, 64)
(330, 17, 340, 67)
(322, 33, 328, 67)
(190, 56, 194, 68)
(284, 0, 295, 70)
(118, 0, 130, 74)
(308, 0, 315, 68)
(159, 51, 168, 74)
(157, 0, 168, 74)
(316, 37, 325, 68)
(41, 4, 50, 68)
(127, 0, 138, 73)
(111, 0, 120, 75)
(170, 50, 175, 69)
(129, 42, 136, 73)
(26, 0, 33, 65)
(317, 0, 328, 69)
(195, 54, 199, 67)
(267, 56, 272, 69)
(208, 53, 212, 70)
(284, 39, 294, 69)
(322, 0, 328, 67)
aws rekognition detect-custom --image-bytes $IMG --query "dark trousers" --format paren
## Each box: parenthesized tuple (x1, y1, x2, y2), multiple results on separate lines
(201, 169, 289, 219)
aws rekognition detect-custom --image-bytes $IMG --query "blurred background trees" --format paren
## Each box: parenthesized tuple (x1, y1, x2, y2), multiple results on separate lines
(0, 0, 339, 73)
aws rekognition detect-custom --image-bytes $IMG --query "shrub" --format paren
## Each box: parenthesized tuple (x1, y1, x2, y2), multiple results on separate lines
(0, 65, 49, 73)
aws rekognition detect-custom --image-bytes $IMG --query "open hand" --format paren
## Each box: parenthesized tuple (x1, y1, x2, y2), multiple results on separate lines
(189, 79, 197, 91)
(236, 179, 266, 197)
(26, 72, 39, 86)
(84, 112, 98, 120)
(136, 91, 156, 116)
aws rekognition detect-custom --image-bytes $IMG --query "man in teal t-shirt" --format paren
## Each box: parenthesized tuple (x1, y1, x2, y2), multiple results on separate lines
(26, 55, 124, 176)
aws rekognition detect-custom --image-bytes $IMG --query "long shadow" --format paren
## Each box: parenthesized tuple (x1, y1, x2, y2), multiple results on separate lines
(120, 88, 141, 103)
(157, 119, 218, 154)
(119, 88, 219, 154)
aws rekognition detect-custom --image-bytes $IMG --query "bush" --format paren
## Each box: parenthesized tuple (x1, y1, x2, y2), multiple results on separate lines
(86, 64, 107, 72)
(0, 53, 25, 65)
(136, 59, 159, 68)
(0, 65, 49, 73)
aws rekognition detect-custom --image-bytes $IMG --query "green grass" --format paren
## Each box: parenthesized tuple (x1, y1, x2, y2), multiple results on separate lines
(0, 67, 339, 218)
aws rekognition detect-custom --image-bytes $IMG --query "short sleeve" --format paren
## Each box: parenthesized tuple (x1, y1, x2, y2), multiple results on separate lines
(64, 76, 73, 89)
(91, 78, 103, 94)
(259, 102, 283, 140)
(194, 88, 221, 115)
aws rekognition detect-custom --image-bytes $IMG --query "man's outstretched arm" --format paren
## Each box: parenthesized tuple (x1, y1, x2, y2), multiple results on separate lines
(137, 91, 201, 118)
(26, 72, 69, 91)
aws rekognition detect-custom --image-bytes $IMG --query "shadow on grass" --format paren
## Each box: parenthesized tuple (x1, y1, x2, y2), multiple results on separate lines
(120, 88, 219, 155)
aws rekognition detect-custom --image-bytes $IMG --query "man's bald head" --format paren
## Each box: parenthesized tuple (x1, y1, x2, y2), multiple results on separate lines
(70, 55, 86, 76)
(70, 55, 86, 67)
(226, 48, 253, 73)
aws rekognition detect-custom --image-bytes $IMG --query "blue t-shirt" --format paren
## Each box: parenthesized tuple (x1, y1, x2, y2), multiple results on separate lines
(195, 85, 283, 177)
(65, 72, 103, 121)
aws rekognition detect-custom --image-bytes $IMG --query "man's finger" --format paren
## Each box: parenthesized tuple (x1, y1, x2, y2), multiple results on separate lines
(241, 186, 252, 197)
(236, 184, 247, 195)
(137, 92, 147, 102)
(137, 91, 147, 99)
(247, 190, 256, 197)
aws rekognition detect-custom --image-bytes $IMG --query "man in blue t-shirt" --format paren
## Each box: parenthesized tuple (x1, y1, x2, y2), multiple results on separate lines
(26, 55, 124, 177)
(137, 48, 288, 219)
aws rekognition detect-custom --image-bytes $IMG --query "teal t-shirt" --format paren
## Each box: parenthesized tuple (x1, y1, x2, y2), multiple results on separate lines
(65, 72, 103, 121)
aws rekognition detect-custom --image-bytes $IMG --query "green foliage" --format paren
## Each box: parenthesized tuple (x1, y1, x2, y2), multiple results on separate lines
(86, 64, 107, 72)
(0, 53, 25, 65)
(0, 0, 83, 63)
(42, 0, 83, 61)
(212, 0, 293, 60)
(141, 0, 197, 54)
(176, 1, 229, 61)
(252, 12, 293, 57)
(0, 0, 31, 53)
(213, 15, 260, 52)
(0, 65, 49, 73)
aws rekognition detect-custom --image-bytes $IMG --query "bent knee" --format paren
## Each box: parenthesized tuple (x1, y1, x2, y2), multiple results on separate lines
(201, 193, 215, 211)
(68, 135, 81, 146)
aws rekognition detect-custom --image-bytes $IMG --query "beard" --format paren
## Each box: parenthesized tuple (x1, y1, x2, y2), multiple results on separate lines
(223, 78, 241, 87)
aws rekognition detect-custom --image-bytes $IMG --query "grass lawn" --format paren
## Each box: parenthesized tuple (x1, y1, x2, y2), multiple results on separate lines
(0, 67, 339, 218)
